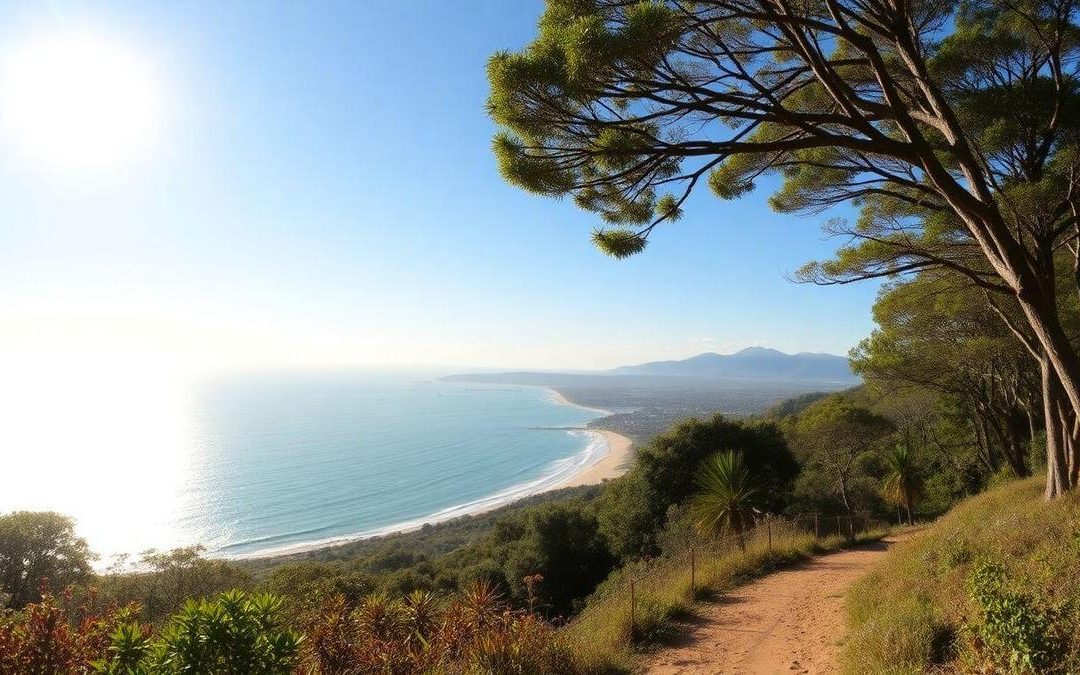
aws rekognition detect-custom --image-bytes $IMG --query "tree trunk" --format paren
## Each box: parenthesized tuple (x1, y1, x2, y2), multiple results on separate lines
(1017, 285, 1080, 445)
(1043, 353, 1070, 500)
(838, 471, 853, 517)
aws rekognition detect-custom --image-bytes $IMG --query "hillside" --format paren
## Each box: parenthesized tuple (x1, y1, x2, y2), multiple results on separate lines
(844, 478, 1080, 673)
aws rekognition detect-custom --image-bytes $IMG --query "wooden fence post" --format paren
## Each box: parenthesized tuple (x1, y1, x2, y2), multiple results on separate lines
(690, 547, 695, 595)
(814, 513, 819, 540)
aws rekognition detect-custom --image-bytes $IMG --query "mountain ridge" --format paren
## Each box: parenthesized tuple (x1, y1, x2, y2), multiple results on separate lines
(608, 347, 856, 382)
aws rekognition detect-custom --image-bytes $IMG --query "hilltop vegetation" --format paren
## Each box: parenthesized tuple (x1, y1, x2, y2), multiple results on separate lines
(846, 478, 1080, 673)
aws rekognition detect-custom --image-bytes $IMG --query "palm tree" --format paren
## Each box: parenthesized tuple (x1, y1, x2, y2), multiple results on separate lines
(690, 451, 760, 550)
(881, 444, 923, 525)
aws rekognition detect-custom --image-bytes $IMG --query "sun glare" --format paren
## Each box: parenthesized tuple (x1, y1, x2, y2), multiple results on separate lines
(1, 34, 159, 170)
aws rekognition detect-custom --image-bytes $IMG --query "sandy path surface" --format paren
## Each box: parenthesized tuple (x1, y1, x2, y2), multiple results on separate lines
(643, 534, 910, 675)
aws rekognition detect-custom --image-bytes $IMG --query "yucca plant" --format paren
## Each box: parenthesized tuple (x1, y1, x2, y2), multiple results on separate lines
(882, 444, 923, 525)
(690, 451, 760, 550)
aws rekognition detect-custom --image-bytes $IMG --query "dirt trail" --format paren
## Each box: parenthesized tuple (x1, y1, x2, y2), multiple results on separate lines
(642, 534, 911, 675)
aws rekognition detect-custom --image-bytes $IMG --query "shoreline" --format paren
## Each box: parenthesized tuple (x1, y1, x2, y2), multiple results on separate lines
(223, 385, 633, 562)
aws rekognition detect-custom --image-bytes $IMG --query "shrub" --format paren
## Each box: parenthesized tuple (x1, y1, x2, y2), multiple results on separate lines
(96, 590, 302, 674)
(967, 560, 1063, 673)
(299, 581, 572, 674)
(0, 586, 136, 674)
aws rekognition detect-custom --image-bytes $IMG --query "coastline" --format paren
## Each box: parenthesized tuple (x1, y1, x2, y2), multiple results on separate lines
(555, 429, 634, 488)
(224, 385, 633, 561)
(542, 387, 634, 488)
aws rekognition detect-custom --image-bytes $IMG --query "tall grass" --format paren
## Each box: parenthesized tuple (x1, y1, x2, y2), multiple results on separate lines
(565, 518, 889, 673)
(843, 478, 1080, 673)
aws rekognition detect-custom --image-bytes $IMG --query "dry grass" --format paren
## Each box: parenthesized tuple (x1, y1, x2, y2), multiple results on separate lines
(564, 520, 889, 673)
(843, 478, 1080, 674)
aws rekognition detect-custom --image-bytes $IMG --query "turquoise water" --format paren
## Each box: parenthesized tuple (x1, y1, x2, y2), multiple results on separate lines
(0, 369, 606, 561)
(176, 371, 604, 557)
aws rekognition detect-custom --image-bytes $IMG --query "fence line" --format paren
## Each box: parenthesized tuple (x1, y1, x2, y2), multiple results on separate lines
(624, 512, 892, 641)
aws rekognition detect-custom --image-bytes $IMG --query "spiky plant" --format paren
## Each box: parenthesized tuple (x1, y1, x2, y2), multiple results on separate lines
(690, 451, 760, 550)
(881, 444, 923, 525)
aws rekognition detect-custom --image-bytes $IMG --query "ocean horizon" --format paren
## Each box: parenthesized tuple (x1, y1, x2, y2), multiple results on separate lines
(0, 368, 611, 563)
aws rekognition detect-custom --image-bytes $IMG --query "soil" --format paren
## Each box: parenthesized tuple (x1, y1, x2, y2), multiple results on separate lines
(642, 534, 912, 674)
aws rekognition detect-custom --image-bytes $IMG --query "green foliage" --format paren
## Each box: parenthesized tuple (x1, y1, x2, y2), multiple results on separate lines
(789, 396, 894, 516)
(96, 590, 301, 675)
(0, 511, 93, 608)
(99, 546, 252, 625)
(968, 559, 1063, 673)
(596, 414, 797, 559)
(494, 502, 614, 617)
(690, 451, 760, 546)
(881, 444, 925, 523)
(591, 228, 647, 258)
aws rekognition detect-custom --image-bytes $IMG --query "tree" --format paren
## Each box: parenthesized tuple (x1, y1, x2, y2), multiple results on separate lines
(101, 546, 252, 624)
(0, 511, 92, 608)
(690, 451, 760, 550)
(488, 0, 1080, 495)
(852, 272, 1041, 478)
(881, 444, 925, 524)
(791, 397, 894, 516)
(596, 414, 797, 558)
(494, 502, 614, 617)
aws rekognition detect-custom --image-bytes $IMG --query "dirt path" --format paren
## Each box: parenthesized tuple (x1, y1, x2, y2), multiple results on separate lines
(642, 535, 910, 674)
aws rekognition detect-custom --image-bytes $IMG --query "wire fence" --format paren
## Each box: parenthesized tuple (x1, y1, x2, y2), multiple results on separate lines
(620, 512, 893, 640)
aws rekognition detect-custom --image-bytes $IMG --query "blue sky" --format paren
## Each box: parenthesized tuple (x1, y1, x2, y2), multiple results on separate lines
(0, 1, 880, 372)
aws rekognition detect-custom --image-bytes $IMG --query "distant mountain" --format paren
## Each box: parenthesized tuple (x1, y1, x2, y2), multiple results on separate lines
(608, 347, 856, 382)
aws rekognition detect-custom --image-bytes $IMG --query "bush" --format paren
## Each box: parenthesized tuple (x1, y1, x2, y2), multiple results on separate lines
(0, 588, 134, 674)
(967, 560, 1063, 673)
(95, 590, 301, 674)
(299, 582, 572, 674)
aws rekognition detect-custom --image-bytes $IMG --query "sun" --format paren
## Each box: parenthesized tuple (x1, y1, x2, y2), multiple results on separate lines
(1, 33, 159, 170)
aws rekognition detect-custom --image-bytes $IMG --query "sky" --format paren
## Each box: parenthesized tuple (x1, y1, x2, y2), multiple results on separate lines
(0, 0, 882, 374)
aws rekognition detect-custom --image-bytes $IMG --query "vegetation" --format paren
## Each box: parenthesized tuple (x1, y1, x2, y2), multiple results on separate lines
(881, 445, 924, 525)
(844, 478, 1080, 673)
(567, 519, 888, 672)
(489, 0, 1080, 499)
(299, 583, 571, 674)
(689, 451, 759, 549)
(596, 414, 796, 560)
(0, 512, 92, 608)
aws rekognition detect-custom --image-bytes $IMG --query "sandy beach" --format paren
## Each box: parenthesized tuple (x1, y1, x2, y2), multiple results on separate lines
(556, 430, 634, 487)
(544, 388, 634, 487)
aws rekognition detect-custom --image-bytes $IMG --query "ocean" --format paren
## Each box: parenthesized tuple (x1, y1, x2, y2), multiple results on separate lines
(0, 369, 608, 562)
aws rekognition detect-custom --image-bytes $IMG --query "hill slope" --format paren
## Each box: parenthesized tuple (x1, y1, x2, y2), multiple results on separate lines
(844, 478, 1080, 673)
